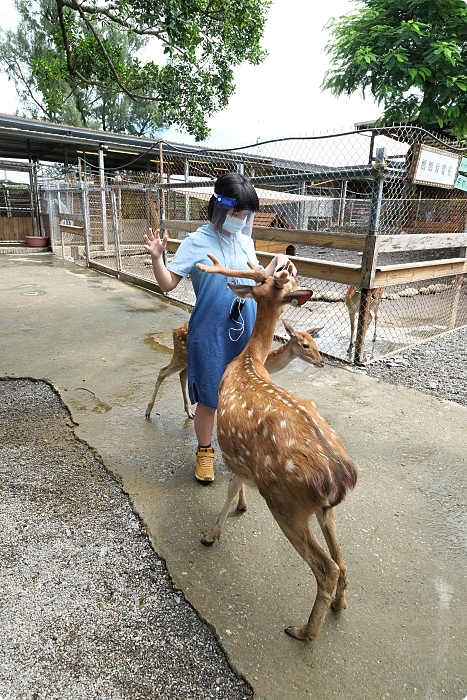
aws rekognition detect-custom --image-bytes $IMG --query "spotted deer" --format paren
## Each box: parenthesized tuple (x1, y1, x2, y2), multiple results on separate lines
(145, 320, 324, 419)
(197, 255, 358, 641)
(345, 285, 384, 355)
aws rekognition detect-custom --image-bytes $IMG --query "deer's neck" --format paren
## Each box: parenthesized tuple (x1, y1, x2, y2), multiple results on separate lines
(243, 300, 281, 364)
(264, 344, 288, 372)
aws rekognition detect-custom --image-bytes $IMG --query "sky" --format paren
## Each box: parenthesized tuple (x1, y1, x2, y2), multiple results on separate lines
(0, 0, 379, 149)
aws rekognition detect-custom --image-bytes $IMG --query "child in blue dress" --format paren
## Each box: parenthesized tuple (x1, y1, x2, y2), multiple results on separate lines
(144, 172, 294, 483)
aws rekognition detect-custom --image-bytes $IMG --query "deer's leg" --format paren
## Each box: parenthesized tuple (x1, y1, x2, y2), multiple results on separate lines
(348, 311, 355, 351)
(201, 475, 245, 546)
(146, 363, 178, 418)
(372, 306, 380, 344)
(271, 509, 340, 640)
(237, 483, 248, 512)
(315, 507, 348, 611)
(179, 367, 194, 419)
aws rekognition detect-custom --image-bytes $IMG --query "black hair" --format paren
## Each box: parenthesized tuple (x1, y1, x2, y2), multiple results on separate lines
(207, 172, 260, 223)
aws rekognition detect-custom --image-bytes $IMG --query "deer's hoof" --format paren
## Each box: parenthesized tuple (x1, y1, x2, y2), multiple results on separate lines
(201, 535, 215, 547)
(284, 625, 313, 641)
(331, 595, 347, 611)
(145, 411, 151, 420)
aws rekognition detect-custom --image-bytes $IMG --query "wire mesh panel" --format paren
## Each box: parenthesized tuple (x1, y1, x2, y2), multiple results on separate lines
(39, 126, 467, 364)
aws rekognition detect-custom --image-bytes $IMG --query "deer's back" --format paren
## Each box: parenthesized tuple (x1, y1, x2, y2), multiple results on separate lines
(217, 354, 357, 510)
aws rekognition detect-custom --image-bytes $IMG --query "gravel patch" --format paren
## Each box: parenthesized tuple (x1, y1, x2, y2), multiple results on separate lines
(0, 378, 252, 700)
(365, 326, 467, 407)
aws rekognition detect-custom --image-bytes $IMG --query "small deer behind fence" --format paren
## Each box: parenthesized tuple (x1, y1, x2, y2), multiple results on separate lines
(197, 255, 358, 641)
(345, 285, 385, 357)
(145, 319, 324, 419)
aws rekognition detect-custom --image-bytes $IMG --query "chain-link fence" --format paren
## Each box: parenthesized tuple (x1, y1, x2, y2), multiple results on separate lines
(40, 125, 467, 365)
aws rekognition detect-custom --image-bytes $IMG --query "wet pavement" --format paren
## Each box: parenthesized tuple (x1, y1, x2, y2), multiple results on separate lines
(1, 252, 467, 700)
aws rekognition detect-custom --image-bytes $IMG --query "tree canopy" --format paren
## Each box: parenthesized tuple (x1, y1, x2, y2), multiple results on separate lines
(0, 0, 167, 136)
(1, 0, 270, 140)
(322, 0, 467, 139)
(0, 0, 270, 140)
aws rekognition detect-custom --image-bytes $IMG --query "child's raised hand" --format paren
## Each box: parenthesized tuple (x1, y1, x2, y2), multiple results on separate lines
(143, 228, 168, 258)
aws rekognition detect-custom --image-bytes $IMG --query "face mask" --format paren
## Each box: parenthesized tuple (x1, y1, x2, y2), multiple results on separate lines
(222, 214, 247, 235)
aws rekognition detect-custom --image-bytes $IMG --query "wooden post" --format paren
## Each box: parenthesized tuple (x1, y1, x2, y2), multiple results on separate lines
(354, 172, 384, 364)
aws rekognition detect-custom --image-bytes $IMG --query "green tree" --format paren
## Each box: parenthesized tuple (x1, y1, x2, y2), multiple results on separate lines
(0, 0, 166, 136)
(322, 0, 467, 139)
(43, 0, 269, 140)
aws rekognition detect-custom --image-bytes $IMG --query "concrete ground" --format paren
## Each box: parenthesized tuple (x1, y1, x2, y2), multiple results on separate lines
(1, 252, 467, 700)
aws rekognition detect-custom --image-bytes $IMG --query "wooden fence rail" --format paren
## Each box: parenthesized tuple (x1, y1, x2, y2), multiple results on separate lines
(161, 219, 467, 287)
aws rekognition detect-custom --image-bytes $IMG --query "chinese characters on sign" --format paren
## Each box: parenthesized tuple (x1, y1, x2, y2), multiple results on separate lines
(454, 173, 467, 193)
(410, 145, 461, 188)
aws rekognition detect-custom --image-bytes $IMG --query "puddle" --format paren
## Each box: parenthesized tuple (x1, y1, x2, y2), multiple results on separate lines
(73, 387, 112, 413)
(20, 291, 44, 296)
(144, 332, 174, 355)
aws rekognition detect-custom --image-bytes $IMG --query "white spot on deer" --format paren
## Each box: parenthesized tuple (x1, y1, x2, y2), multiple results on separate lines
(264, 455, 271, 466)
(262, 426, 268, 437)
(247, 409, 253, 418)
(285, 459, 295, 472)
(269, 469, 278, 481)
(280, 420, 286, 429)
(244, 448, 251, 457)
(286, 438, 295, 447)
(241, 401, 247, 409)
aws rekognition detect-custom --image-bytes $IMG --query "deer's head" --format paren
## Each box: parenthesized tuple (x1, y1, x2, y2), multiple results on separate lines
(196, 255, 313, 311)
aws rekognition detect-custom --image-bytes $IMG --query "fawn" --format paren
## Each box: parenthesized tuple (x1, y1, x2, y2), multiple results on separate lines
(145, 320, 324, 419)
(197, 255, 358, 641)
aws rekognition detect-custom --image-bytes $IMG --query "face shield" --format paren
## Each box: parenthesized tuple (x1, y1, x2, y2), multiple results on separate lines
(210, 193, 255, 237)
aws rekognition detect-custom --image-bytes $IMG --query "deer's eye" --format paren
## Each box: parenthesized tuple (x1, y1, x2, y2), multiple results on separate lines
(302, 343, 309, 348)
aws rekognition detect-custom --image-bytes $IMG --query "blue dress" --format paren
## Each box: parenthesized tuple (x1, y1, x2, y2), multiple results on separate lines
(167, 224, 259, 409)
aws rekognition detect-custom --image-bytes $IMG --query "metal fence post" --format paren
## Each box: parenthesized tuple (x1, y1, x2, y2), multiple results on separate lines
(110, 188, 122, 272)
(99, 144, 108, 250)
(81, 180, 91, 267)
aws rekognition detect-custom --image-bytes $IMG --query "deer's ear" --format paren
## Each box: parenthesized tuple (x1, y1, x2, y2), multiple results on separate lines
(306, 326, 323, 336)
(227, 283, 256, 299)
(283, 290, 313, 307)
(282, 319, 295, 336)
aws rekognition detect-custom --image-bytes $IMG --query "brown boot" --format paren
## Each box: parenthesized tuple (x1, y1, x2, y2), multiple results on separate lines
(195, 447, 215, 483)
